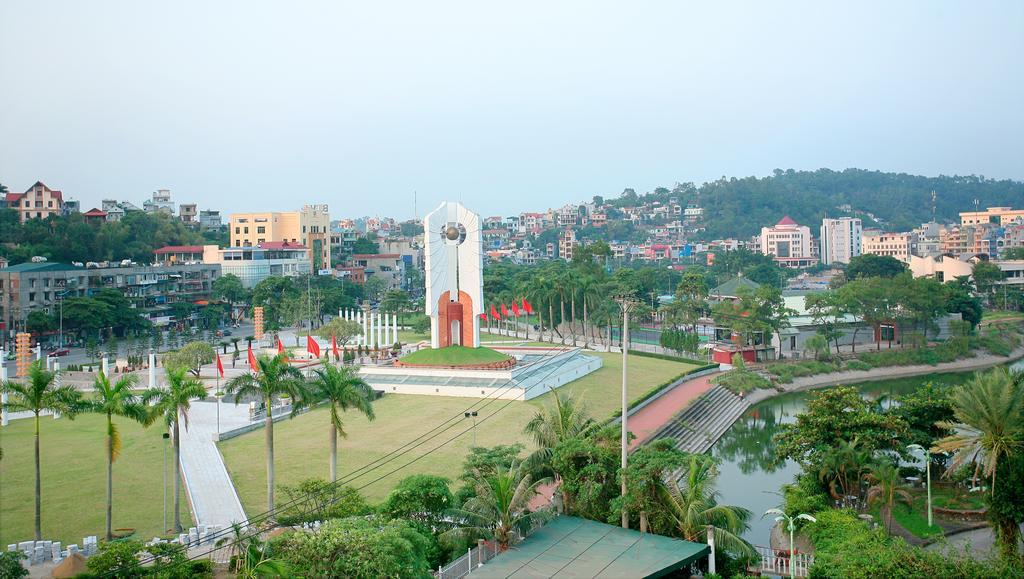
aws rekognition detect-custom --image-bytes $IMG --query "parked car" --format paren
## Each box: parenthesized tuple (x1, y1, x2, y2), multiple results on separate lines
(48, 348, 71, 357)
(222, 329, 233, 336)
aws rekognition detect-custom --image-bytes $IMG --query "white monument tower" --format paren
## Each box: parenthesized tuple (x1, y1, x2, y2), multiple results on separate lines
(424, 202, 484, 349)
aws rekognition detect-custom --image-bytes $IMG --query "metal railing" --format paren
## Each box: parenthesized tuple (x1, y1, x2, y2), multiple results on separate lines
(436, 540, 500, 579)
(755, 545, 814, 578)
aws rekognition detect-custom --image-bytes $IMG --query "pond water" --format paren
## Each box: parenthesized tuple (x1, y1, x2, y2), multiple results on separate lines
(710, 359, 1024, 546)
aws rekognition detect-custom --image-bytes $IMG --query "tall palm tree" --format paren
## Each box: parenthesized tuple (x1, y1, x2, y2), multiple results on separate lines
(658, 454, 754, 556)
(524, 392, 596, 511)
(225, 353, 307, 513)
(442, 463, 551, 550)
(864, 461, 912, 533)
(933, 368, 1023, 494)
(93, 372, 147, 540)
(143, 366, 207, 532)
(1, 361, 85, 540)
(301, 364, 375, 482)
(816, 437, 871, 501)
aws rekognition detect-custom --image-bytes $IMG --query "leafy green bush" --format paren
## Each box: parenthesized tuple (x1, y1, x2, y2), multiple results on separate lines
(782, 475, 831, 528)
(0, 551, 28, 579)
(628, 349, 708, 366)
(843, 359, 872, 371)
(276, 479, 372, 526)
(271, 516, 434, 578)
(84, 540, 144, 577)
(712, 368, 771, 394)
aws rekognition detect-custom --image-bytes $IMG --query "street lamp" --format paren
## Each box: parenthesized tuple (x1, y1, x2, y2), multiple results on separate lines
(162, 432, 170, 532)
(764, 508, 816, 579)
(907, 443, 933, 528)
(215, 391, 225, 436)
(464, 411, 478, 446)
(614, 295, 637, 529)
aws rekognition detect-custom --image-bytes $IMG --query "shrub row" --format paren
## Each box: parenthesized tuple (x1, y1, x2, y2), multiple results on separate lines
(627, 349, 709, 366)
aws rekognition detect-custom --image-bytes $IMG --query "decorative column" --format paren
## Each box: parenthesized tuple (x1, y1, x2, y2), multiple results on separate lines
(35, 345, 42, 361)
(362, 304, 371, 347)
(149, 349, 157, 389)
(102, 354, 109, 377)
(391, 314, 398, 346)
(253, 306, 265, 344)
(53, 362, 61, 419)
(15, 333, 31, 378)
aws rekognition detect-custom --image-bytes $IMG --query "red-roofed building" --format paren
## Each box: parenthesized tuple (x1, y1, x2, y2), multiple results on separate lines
(6, 182, 65, 222)
(82, 208, 108, 224)
(760, 216, 818, 268)
(154, 245, 206, 264)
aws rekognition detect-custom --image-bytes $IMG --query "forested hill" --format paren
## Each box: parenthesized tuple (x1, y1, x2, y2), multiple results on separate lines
(611, 169, 1024, 240)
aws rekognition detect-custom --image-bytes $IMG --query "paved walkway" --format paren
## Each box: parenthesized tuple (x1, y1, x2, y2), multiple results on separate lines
(177, 397, 250, 529)
(626, 373, 718, 449)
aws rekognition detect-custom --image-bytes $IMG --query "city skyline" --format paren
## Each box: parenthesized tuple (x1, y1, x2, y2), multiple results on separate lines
(2, 1, 1023, 216)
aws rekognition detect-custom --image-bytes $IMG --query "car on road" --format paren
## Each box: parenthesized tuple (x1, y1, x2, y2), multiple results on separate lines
(48, 348, 71, 357)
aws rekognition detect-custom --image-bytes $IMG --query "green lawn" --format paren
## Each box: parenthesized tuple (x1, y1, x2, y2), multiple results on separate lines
(0, 414, 190, 546)
(399, 346, 510, 366)
(220, 351, 699, 513)
(398, 330, 530, 344)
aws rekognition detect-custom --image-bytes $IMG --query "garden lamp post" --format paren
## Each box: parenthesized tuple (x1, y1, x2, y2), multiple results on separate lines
(162, 432, 170, 531)
(464, 411, 478, 446)
(764, 508, 816, 579)
(907, 443, 932, 527)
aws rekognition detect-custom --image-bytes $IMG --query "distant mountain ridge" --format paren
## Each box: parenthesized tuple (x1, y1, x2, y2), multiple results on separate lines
(610, 168, 1024, 240)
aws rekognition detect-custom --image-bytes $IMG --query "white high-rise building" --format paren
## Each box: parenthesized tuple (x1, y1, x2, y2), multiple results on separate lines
(820, 217, 862, 265)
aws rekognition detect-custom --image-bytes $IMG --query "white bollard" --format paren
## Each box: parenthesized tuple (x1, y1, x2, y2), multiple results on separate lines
(35, 345, 41, 361)
(1, 351, 6, 426)
(149, 351, 156, 388)
(101, 356, 109, 377)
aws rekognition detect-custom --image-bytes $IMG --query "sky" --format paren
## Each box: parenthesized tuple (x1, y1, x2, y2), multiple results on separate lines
(1, 1, 1022, 219)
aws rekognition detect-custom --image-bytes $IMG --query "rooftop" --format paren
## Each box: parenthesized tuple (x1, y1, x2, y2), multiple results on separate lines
(154, 245, 205, 254)
(711, 275, 761, 297)
(469, 515, 708, 578)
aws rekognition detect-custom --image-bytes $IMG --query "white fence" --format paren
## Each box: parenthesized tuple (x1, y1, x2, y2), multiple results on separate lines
(436, 540, 500, 579)
(755, 545, 814, 577)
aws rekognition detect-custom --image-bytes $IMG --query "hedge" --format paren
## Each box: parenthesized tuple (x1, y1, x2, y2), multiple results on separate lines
(627, 349, 709, 366)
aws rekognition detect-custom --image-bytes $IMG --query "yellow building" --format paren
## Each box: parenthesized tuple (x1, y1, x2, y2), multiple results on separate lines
(229, 204, 330, 269)
(960, 206, 1024, 226)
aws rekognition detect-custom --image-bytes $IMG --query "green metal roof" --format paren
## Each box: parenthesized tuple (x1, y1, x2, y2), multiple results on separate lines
(469, 516, 709, 578)
(1, 262, 79, 273)
(711, 276, 761, 297)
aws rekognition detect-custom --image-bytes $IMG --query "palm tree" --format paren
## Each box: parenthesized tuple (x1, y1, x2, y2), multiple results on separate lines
(524, 392, 595, 510)
(658, 454, 754, 556)
(93, 372, 147, 540)
(225, 353, 307, 513)
(933, 368, 1024, 495)
(301, 364, 375, 482)
(442, 463, 551, 550)
(143, 366, 207, 532)
(816, 437, 870, 501)
(864, 461, 912, 533)
(1, 361, 85, 540)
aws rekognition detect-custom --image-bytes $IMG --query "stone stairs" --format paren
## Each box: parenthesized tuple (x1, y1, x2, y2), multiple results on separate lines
(641, 386, 750, 454)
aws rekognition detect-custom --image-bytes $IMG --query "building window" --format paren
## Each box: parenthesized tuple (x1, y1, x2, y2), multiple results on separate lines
(244, 227, 249, 234)
(29, 292, 36, 302)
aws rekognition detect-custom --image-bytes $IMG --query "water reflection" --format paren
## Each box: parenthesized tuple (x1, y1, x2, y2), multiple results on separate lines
(709, 367, 1011, 545)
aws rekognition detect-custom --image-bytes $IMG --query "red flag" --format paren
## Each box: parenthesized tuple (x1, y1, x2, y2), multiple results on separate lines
(501, 303, 510, 318)
(277, 337, 285, 354)
(247, 346, 259, 372)
(490, 304, 501, 320)
(479, 312, 488, 321)
(216, 352, 224, 378)
(307, 334, 321, 358)
(512, 302, 521, 317)
(331, 335, 339, 359)
(523, 299, 534, 314)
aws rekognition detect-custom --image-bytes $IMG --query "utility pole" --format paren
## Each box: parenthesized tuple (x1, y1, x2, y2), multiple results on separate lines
(614, 295, 637, 528)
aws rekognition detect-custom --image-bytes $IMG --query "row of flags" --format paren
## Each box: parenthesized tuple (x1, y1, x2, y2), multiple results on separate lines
(214, 334, 344, 377)
(481, 298, 534, 322)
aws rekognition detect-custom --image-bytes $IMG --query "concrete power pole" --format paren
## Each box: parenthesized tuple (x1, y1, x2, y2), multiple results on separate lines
(615, 296, 637, 529)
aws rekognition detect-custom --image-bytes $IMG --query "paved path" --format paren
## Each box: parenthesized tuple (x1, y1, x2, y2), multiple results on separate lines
(925, 525, 1024, 557)
(178, 398, 250, 529)
(627, 373, 717, 449)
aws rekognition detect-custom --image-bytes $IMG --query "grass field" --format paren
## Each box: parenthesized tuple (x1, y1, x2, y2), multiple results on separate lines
(220, 350, 699, 513)
(399, 345, 510, 366)
(0, 414, 191, 546)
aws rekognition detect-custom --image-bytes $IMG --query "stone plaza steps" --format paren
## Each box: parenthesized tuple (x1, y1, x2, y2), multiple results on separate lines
(643, 386, 750, 454)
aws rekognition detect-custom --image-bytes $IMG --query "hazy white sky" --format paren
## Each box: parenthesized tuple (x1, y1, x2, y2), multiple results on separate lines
(1, 1, 1021, 218)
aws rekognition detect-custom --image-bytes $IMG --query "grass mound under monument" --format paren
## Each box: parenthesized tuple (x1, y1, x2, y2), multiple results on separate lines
(397, 345, 511, 367)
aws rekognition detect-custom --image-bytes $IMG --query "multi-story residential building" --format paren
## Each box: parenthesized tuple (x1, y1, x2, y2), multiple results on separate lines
(912, 222, 942, 257)
(61, 200, 80, 216)
(334, 266, 366, 285)
(199, 210, 222, 231)
(179, 203, 197, 224)
(820, 217, 862, 265)
(960, 206, 1024, 226)
(760, 216, 817, 268)
(504, 215, 521, 231)
(379, 236, 424, 270)
(558, 229, 578, 262)
(229, 204, 331, 270)
(909, 254, 975, 283)
(350, 254, 406, 291)
(5, 182, 65, 222)
(519, 212, 545, 235)
(556, 204, 580, 228)
(862, 230, 915, 262)
(940, 224, 996, 257)
(330, 226, 360, 259)
(206, 243, 311, 288)
(143, 189, 175, 214)
(0, 261, 219, 336)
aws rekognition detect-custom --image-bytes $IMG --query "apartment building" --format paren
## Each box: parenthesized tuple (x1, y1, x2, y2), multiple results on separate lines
(820, 217, 862, 265)
(179, 203, 198, 224)
(143, 189, 175, 214)
(229, 204, 331, 269)
(862, 230, 915, 262)
(760, 216, 817, 268)
(199, 210, 222, 231)
(960, 206, 1024, 226)
(0, 261, 219, 335)
(558, 229, 579, 262)
(5, 182, 65, 222)
(350, 254, 406, 291)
